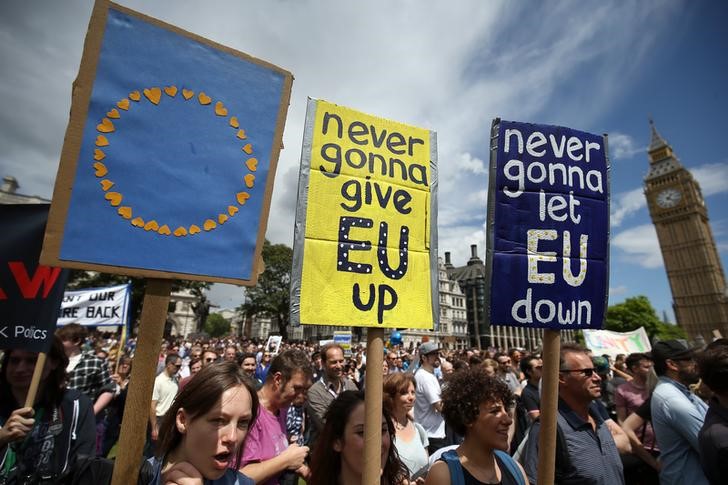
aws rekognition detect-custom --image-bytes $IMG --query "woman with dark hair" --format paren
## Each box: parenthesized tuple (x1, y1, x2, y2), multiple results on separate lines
(383, 373, 428, 482)
(102, 354, 133, 457)
(309, 390, 409, 485)
(145, 361, 259, 484)
(0, 336, 96, 483)
(425, 367, 528, 485)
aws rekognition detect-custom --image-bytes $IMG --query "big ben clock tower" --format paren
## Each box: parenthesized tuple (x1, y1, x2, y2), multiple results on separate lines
(644, 120, 728, 341)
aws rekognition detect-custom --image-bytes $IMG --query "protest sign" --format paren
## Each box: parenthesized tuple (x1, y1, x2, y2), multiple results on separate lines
(583, 327, 651, 359)
(264, 335, 283, 354)
(485, 119, 610, 330)
(334, 330, 353, 356)
(291, 99, 438, 328)
(40, 1, 292, 285)
(1, 204, 69, 353)
(58, 283, 131, 326)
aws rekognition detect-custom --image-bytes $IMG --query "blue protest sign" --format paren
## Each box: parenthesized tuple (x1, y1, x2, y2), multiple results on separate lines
(485, 119, 610, 329)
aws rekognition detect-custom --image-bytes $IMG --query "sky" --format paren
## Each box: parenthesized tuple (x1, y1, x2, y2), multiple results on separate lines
(2, 0, 727, 324)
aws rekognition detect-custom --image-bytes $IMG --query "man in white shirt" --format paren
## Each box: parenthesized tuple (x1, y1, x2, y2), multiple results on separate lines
(148, 353, 181, 454)
(414, 342, 447, 454)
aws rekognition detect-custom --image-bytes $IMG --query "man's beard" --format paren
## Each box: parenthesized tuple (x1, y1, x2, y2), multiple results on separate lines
(678, 367, 700, 385)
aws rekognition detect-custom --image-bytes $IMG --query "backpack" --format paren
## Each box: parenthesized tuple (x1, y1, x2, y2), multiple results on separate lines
(440, 449, 525, 485)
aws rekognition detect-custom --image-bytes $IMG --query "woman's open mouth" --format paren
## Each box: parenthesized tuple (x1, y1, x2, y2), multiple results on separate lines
(212, 451, 232, 470)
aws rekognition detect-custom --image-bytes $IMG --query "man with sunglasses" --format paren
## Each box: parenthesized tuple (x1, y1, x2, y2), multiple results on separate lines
(650, 339, 709, 485)
(522, 343, 625, 484)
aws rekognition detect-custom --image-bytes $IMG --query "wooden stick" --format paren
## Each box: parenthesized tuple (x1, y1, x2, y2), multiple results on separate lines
(362, 327, 384, 485)
(536, 329, 560, 485)
(24, 353, 47, 408)
(111, 278, 172, 485)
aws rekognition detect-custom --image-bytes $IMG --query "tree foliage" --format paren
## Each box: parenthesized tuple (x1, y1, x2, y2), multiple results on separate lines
(238, 240, 292, 339)
(204, 313, 231, 337)
(605, 295, 686, 341)
(66, 270, 210, 327)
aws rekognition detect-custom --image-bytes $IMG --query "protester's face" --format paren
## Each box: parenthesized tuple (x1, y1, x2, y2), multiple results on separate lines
(511, 351, 522, 363)
(632, 359, 653, 379)
(482, 364, 496, 377)
(334, 402, 390, 481)
(278, 371, 312, 407)
(262, 353, 271, 364)
(5, 350, 56, 390)
(168, 358, 182, 376)
(560, 352, 602, 402)
(175, 384, 252, 480)
(325, 348, 345, 380)
(118, 360, 131, 377)
(224, 348, 237, 362)
(202, 352, 217, 367)
(497, 356, 512, 372)
(60, 338, 77, 356)
(191, 350, 202, 360)
(468, 399, 513, 451)
(530, 358, 543, 380)
(190, 360, 202, 375)
(672, 358, 700, 385)
(395, 382, 416, 414)
(241, 358, 256, 375)
(424, 352, 440, 368)
(313, 355, 322, 368)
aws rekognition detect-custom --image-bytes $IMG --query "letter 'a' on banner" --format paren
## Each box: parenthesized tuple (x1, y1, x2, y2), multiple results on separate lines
(0, 204, 69, 353)
(290, 98, 438, 329)
(40, 1, 292, 286)
(484, 118, 610, 330)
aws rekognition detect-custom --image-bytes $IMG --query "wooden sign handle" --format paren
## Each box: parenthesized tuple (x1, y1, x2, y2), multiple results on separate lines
(111, 278, 172, 485)
(536, 329, 560, 485)
(24, 352, 47, 408)
(362, 327, 384, 485)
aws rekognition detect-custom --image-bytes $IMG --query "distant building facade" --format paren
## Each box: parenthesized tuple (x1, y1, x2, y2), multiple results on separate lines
(0, 176, 50, 204)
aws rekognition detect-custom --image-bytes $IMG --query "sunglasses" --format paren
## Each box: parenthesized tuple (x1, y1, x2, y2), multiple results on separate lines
(204, 357, 216, 362)
(560, 368, 597, 377)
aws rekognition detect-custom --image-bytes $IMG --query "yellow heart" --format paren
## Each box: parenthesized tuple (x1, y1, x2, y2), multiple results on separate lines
(237, 129, 246, 139)
(118, 206, 132, 219)
(227, 205, 239, 216)
(144, 220, 159, 231)
(143, 87, 162, 105)
(129, 91, 141, 101)
(131, 217, 145, 227)
(198, 92, 211, 105)
(182, 89, 194, 100)
(244, 174, 255, 188)
(100, 179, 114, 191)
(246, 158, 258, 172)
(173, 227, 187, 237)
(218, 214, 229, 224)
(106, 108, 120, 119)
(236, 192, 250, 205)
(93, 162, 108, 177)
(97, 118, 114, 133)
(117, 99, 130, 110)
(203, 219, 217, 231)
(164, 86, 178, 97)
(215, 101, 228, 116)
(94, 149, 106, 161)
(242, 143, 253, 155)
(105, 191, 122, 206)
(229, 117, 239, 128)
(96, 135, 109, 146)
(158, 225, 171, 236)
(189, 225, 201, 235)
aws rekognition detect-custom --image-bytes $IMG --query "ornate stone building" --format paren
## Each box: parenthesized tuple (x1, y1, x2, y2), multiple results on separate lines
(644, 121, 728, 341)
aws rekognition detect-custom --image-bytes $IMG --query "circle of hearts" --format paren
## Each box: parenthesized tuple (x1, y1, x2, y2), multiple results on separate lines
(92, 85, 259, 237)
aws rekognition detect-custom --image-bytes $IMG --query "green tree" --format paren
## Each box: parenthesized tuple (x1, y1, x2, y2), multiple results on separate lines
(204, 313, 230, 337)
(238, 240, 292, 340)
(605, 295, 686, 341)
(66, 270, 210, 327)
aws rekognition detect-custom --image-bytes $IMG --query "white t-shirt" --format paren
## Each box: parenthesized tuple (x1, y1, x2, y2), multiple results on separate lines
(414, 368, 445, 439)
(152, 372, 178, 417)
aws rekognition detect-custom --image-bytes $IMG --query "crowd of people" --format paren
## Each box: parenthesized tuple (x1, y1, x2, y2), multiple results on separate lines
(1, 323, 726, 484)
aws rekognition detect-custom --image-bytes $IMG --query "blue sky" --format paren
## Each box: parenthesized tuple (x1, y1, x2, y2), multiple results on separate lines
(1, 0, 726, 325)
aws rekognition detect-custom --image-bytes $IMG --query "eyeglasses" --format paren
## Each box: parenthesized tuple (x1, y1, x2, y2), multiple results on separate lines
(560, 368, 596, 377)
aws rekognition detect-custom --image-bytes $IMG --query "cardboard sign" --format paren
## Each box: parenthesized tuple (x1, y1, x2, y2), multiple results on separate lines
(583, 327, 651, 359)
(41, 2, 292, 285)
(264, 335, 283, 354)
(485, 119, 610, 329)
(291, 99, 438, 328)
(58, 283, 131, 326)
(1, 205, 69, 352)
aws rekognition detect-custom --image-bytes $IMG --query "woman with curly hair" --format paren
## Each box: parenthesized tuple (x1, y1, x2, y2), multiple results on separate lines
(425, 367, 528, 485)
(309, 390, 410, 485)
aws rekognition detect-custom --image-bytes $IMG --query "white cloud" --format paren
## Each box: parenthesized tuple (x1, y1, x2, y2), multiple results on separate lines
(609, 132, 643, 160)
(611, 187, 646, 227)
(612, 224, 663, 269)
(609, 286, 628, 297)
(691, 162, 728, 197)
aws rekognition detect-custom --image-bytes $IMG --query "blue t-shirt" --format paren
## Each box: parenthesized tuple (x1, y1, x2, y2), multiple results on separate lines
(146, 456, 254, 485)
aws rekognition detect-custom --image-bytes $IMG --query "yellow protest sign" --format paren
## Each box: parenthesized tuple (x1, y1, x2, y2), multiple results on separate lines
(291, 99, 438, 328)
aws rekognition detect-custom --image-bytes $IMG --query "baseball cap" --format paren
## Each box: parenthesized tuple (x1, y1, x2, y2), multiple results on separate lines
(419, 342, 440, 356)
(650, 339, 694, 363)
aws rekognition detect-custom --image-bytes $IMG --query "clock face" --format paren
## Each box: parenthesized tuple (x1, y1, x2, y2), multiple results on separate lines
(656, 188, 682, 208)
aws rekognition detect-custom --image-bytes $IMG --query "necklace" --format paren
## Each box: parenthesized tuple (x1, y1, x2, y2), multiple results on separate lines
(394, 418, 408, 431)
